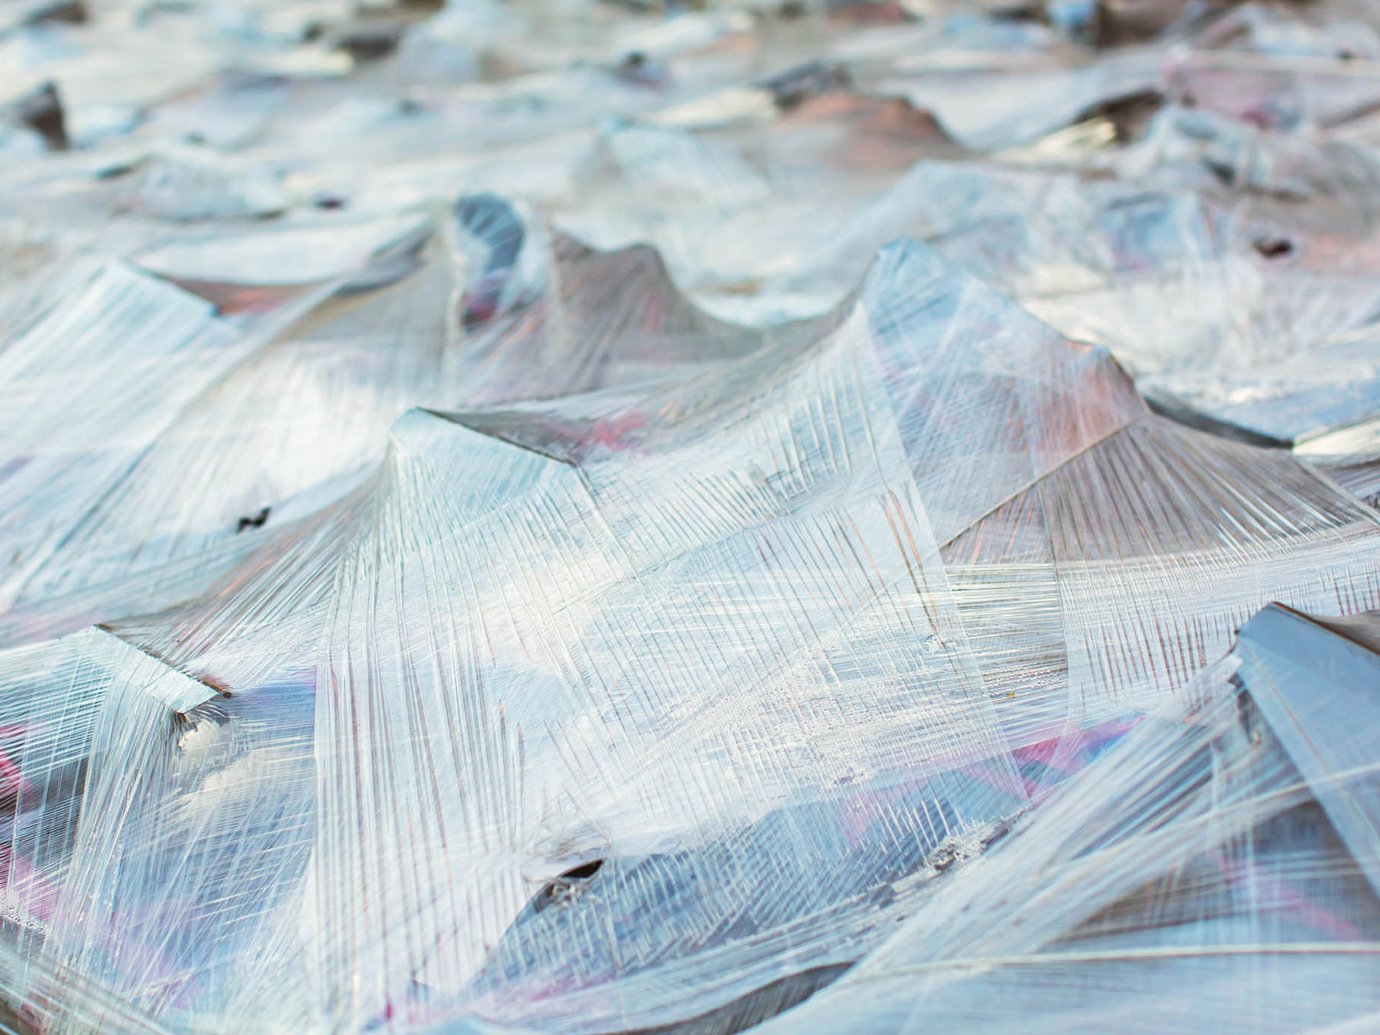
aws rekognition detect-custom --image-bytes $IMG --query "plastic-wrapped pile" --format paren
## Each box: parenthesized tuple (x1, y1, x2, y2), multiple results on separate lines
(1, 0, 1379, 1031)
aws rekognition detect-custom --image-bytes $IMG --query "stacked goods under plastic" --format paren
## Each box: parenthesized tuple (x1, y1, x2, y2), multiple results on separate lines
(0, 0, 1378, 1032)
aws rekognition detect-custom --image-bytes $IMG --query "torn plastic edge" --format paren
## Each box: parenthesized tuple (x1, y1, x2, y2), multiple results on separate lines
(392, 408, 576, 469)
(85, 626, 225, 715)
(1143, 389, 1295, 449)
(1236, 602, 1380, 900)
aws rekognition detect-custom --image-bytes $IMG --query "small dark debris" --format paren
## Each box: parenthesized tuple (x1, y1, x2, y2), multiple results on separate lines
(10, 81, 68, 150)
(1204, 159, 1237, 188)
(755, 60, 850, 111)
(1253, 236, 1294, 259)
(613, 49, 667, 87)
(333, 24, 404, 63)
(236, 506, 271, 533)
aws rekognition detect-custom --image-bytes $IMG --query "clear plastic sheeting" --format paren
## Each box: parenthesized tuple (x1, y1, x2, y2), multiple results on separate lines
(0, 0, 1378, 1033)
(750, 603, 1380, 1034)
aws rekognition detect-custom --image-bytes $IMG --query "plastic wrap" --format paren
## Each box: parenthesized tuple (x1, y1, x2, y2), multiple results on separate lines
(1, 0, 1379, 1032)
(749, 603, 1380, 1033)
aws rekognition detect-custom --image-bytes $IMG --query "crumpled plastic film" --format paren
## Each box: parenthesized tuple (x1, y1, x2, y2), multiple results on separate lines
(1, 0, 1380, 1033)
(748, 604, 1380, 1034)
